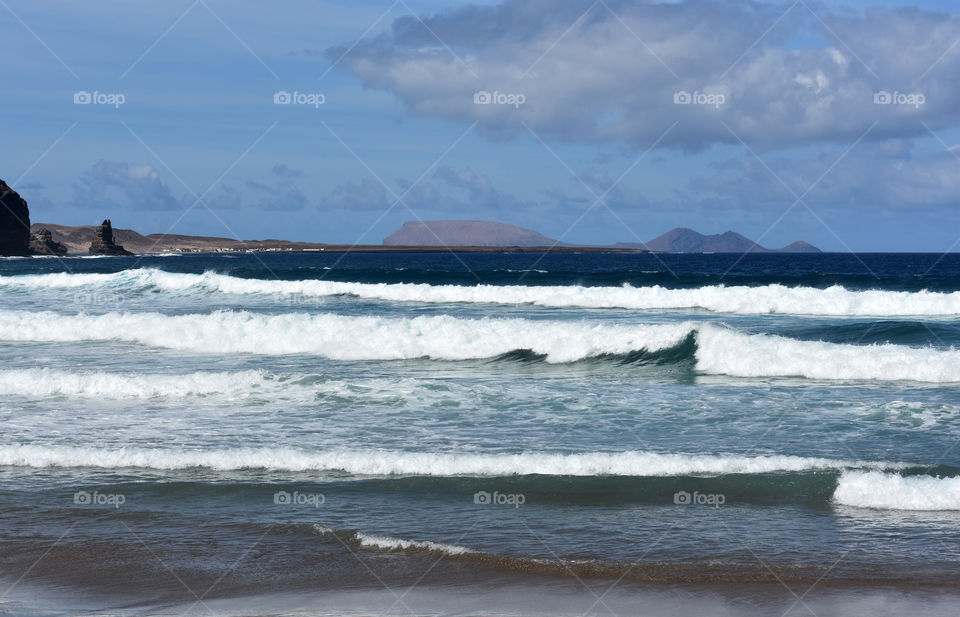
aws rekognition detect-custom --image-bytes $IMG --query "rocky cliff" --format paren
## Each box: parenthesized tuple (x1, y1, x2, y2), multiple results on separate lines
(0, 179, 31, 256)
(89, 219, 133, 256)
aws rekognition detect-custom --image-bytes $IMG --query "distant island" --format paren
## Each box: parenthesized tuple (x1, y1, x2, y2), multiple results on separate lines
(384, 221, 821, 253)
(16, 219, 820, 255)
(1, 178, 820, 255)
(616, 227, 820, 254)
(384, 221, 573, 248)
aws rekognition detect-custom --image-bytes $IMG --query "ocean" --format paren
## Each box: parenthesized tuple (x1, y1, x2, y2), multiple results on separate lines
(1, 251, 959, 616)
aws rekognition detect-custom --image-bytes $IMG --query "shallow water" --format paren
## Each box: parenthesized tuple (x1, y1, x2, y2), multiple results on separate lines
(1, 252, 958, 613)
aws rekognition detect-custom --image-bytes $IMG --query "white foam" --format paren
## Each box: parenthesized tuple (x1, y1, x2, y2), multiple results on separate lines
(0, 368, 458, 404)
(833, 471, 960, 510)
(0, 309, 693, 363)
(311, 525, 475, 555)
(3, 269, 960, 316)
(0, 445, 900, 476)
(0, 368, 274, 398)
(696, 327, 960, 383)
(2, 309, 959, 382)
(0, 271, 132, 289)
(355, 532, 474, 555)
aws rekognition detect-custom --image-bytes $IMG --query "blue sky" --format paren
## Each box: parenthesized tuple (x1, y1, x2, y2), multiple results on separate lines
(2, 0, 959, 250)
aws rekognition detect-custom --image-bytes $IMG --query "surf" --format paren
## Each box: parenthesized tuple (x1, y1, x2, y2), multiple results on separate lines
(834, 471, 960, 510)
(4, 268, 960, 316)
(0, 445, 906, 476)
(2, 309, 960, 382)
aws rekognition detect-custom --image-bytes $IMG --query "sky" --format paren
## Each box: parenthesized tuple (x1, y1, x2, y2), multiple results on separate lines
(2, 0, 959, 251)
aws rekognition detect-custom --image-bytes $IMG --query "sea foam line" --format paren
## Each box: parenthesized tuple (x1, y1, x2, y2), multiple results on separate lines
(0, 368, 275, 398)
(0, 445, 902, 476)
(3, 268, 960, 316)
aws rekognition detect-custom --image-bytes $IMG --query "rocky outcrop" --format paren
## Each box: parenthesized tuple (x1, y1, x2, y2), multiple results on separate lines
(0, 179, 31, 256)
(89, 219, 133, 256)
(29, 228, 67, 255)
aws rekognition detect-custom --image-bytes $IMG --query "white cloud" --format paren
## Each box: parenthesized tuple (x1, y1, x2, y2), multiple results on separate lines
(72, 160, 179, 210)
(327, 0, 960, 150)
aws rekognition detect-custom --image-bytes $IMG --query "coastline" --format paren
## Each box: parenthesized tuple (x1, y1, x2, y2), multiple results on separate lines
(7, 576, 960, 617)
(69, 244, 650, 255)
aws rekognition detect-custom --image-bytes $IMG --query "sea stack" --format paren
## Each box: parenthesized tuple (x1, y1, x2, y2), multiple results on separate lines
(89, 219, 133, 256)
(29, 228, 68, 255)
(0, 179, 32, 256)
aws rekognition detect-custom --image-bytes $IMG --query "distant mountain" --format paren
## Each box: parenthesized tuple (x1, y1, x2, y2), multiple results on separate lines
(384, 221, 819, 253)
(383, 220, 567, 247)
(615, 228, 821, 253)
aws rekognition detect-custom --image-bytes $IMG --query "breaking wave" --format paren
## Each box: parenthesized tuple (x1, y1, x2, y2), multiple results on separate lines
(1, 309, 959, 382)
(0, 445, 902, 476)
(694, 327, 960, 383)
(0, 309, 694, 363)
(834, 471, 960, 510)
(4, 269, 960, 316)
(313, 525, 475, 555)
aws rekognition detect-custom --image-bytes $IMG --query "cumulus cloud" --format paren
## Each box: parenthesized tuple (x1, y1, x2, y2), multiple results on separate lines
(72, 160, 179, 210)
(327, 0, 960, 150)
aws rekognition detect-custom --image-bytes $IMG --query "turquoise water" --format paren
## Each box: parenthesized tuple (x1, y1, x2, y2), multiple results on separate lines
(1, 252, 959, 615)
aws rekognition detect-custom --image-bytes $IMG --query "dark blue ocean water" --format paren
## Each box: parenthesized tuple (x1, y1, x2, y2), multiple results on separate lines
(1, 252, 959, 616)
(7, 251, 960, 289)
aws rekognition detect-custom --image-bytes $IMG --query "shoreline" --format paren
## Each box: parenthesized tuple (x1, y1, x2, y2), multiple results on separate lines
(7, 576, 960, 617)
(59, 244, 651, 255)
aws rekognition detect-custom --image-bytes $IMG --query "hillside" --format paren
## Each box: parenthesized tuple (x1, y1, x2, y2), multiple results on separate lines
(616, 228, 821, 253)
(383, 221, 567, 247)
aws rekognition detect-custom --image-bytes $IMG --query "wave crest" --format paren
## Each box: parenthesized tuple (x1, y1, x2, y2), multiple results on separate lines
(2, 309, 959, 382)
(0, 309, 693, 363)
(0, 445, 899, 475)
(834, 471, 960, 510)
(4, 269, 960, 316)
